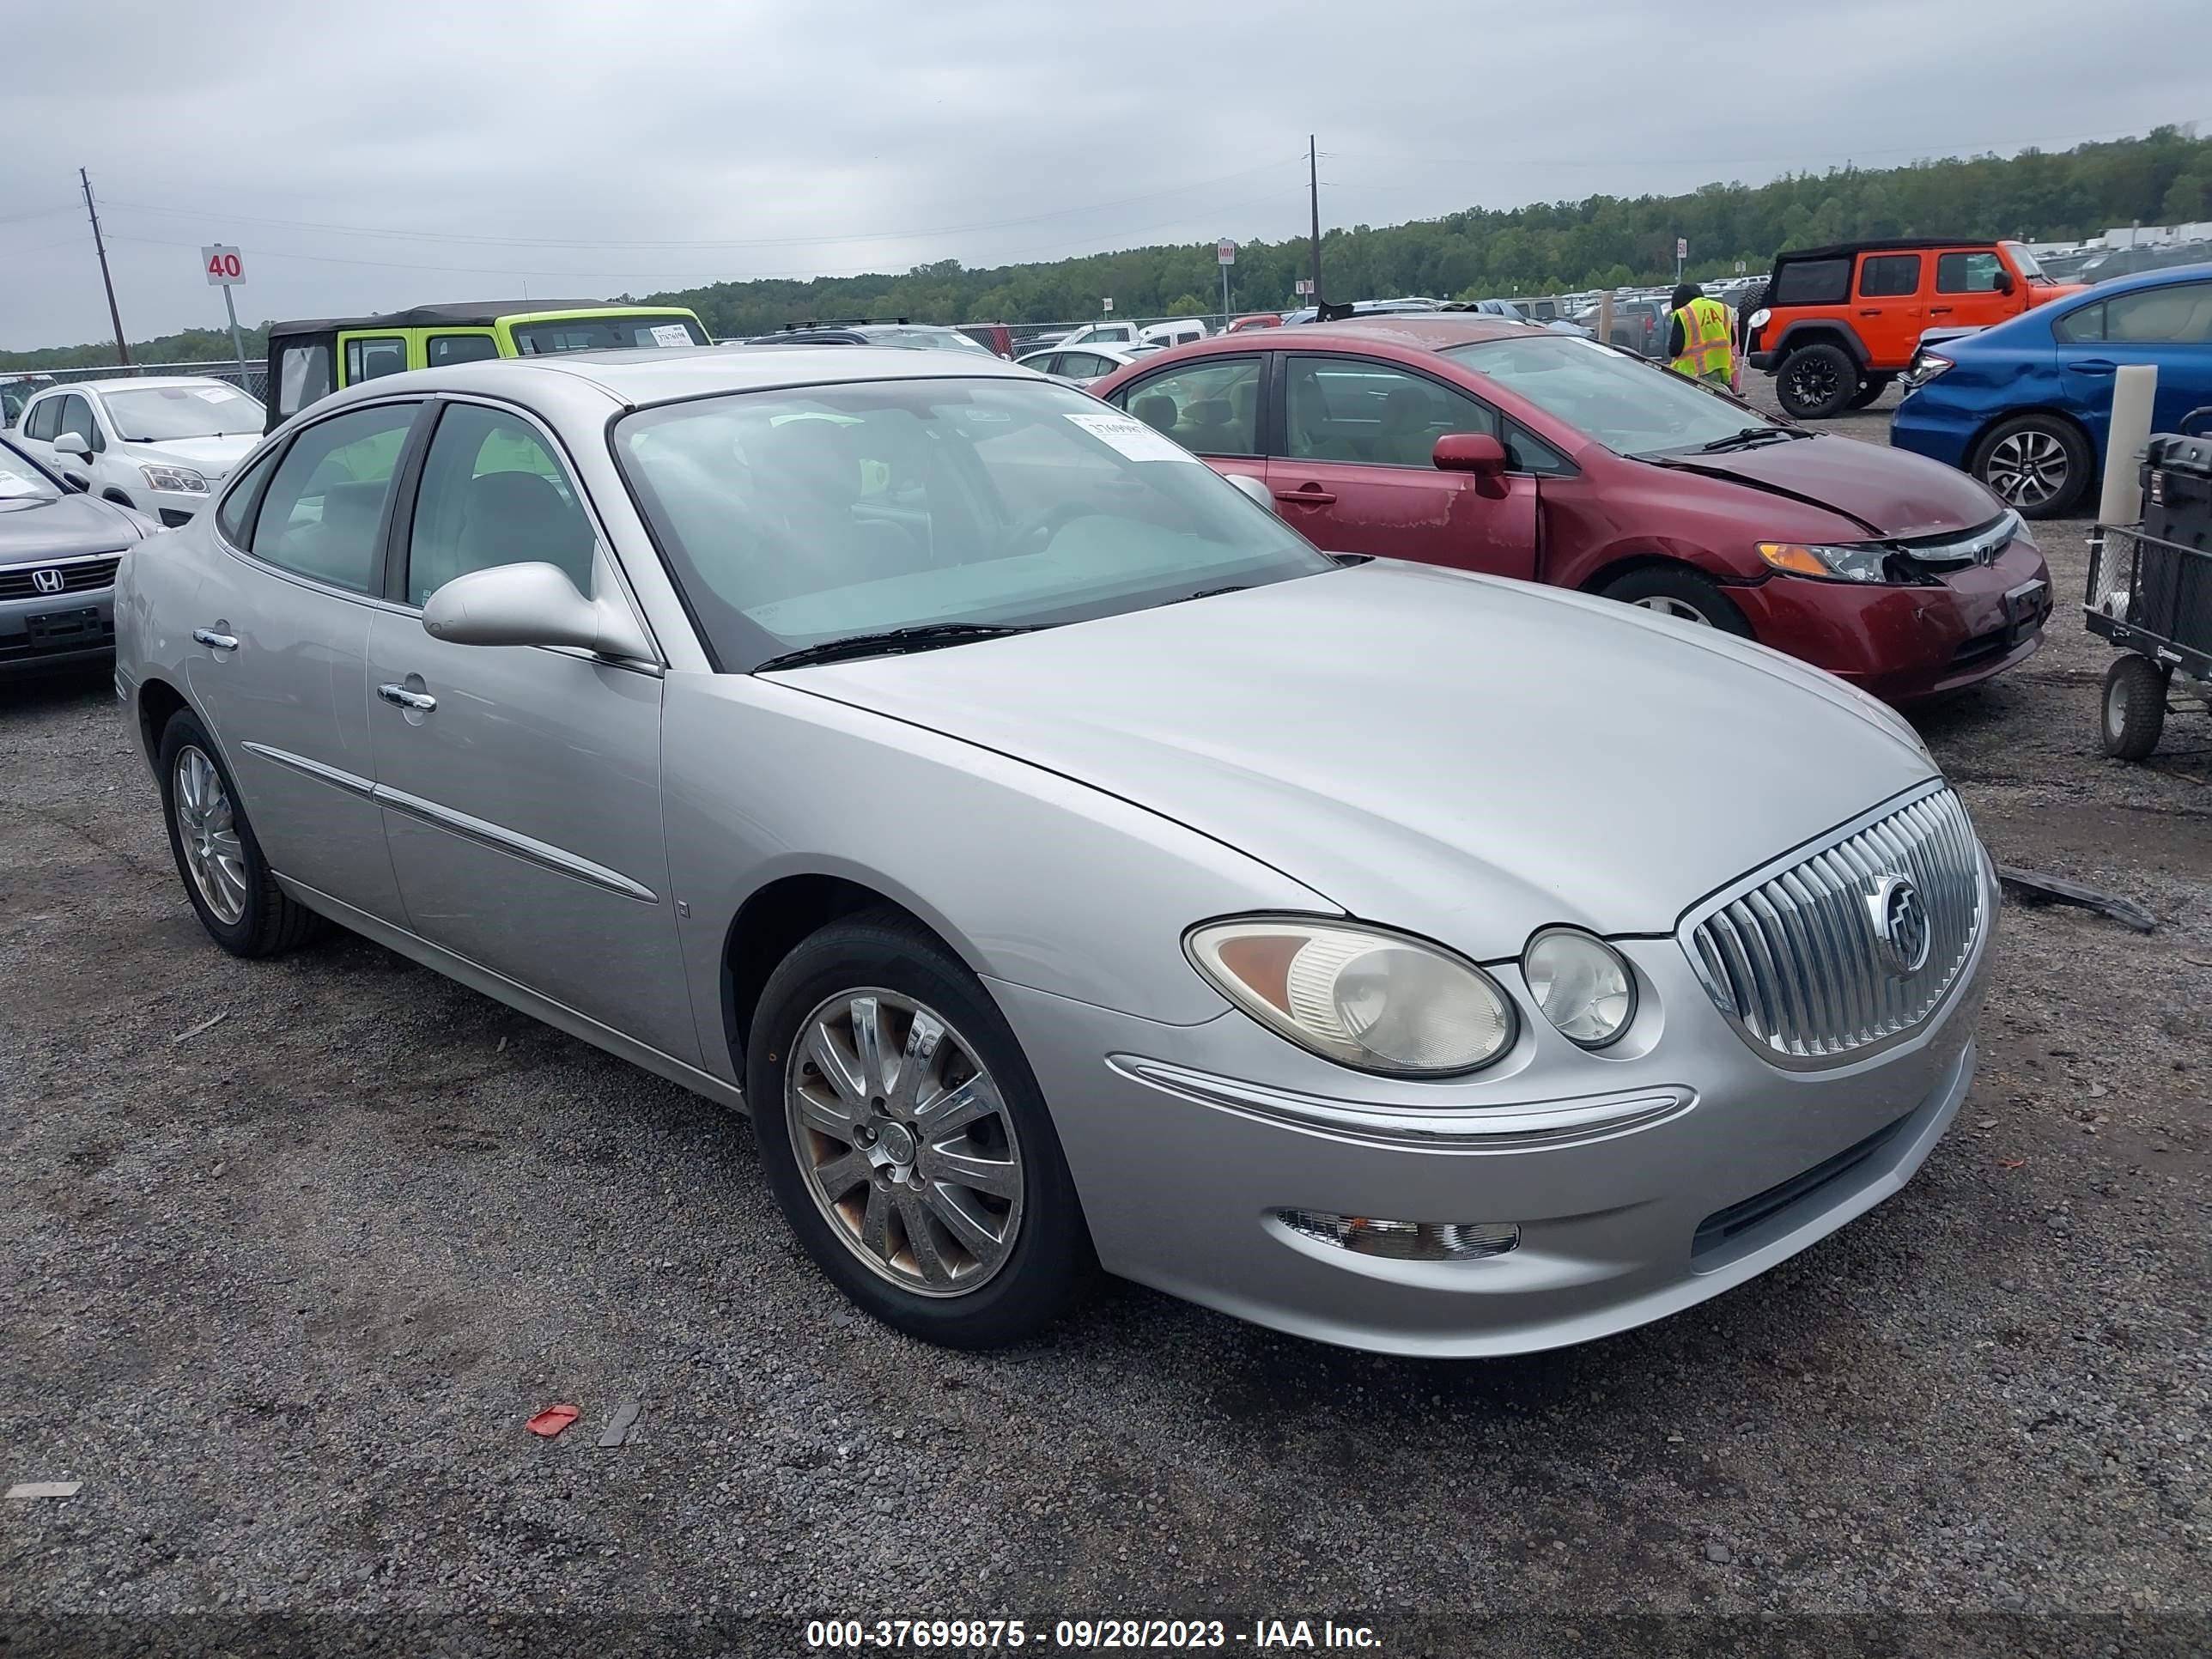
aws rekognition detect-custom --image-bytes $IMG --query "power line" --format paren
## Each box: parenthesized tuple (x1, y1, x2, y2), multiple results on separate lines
(0, 202, 77, 228)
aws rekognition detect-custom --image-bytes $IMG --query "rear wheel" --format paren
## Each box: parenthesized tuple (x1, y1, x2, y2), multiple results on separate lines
(2101, 655, 2168, 762)
(1972, 414, 2093, 520)
(157, 710, 327, 957)
(1601, 566, 1754, 638)
(1776, 343, 1858, 419)
(1846, 374, 1893, 410)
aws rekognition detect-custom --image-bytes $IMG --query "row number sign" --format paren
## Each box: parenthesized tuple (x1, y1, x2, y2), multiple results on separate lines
(202, 245, 245, 285)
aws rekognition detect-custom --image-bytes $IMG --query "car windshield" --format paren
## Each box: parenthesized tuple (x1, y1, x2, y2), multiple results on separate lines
(510, 313, 709, 354)
(102, 384, 264, 441)
(614, 376, 1335, 672)
(862, 328, 997, 355)
(0, 438, 60, 501)
(1446, 332, 1773, 457)
(2001, 241, 2050, 284)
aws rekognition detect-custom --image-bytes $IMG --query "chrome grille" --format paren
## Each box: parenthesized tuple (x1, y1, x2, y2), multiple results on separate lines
(1682, 785, 1985, 1066)
(0, 556, 122, 601)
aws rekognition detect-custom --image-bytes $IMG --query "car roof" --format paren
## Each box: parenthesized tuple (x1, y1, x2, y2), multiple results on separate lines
(1197, 315, 1529, 354)
(265, 299, 652, 334)
(1775, 237, 2011, 263)
(2056, 258, 2212, 300)
(31, 375, 236, 395)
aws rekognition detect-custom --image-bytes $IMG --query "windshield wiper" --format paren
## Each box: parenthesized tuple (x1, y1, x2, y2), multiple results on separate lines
(1694, 426, 1805, 453)
(751, 622, 1040, 673)
(1168, 585, 1251, 604)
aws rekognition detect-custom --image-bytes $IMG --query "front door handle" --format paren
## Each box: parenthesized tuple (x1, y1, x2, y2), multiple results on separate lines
(1274, 487, 1337, 506)
(376, 683, 437, 713)
(2066, 359, 2118, 375)
(192, 628, 239, 652)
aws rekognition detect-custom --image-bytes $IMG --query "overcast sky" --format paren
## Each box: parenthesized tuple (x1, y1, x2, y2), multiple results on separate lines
(3, 0, 2205, 351)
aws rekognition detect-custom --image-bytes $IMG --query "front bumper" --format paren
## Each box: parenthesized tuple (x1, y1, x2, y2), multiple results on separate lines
(142, 484, 213, 529)
(991, 882, 1993, 1358)
(1748, 350, 1777, 371)
(0, 586, 114, 675)
(1730, 540, 2053, 703)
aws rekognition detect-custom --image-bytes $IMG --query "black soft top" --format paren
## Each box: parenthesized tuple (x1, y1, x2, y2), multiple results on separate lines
(1775, 238, 2003, 264)
(266, 300, 612, 337)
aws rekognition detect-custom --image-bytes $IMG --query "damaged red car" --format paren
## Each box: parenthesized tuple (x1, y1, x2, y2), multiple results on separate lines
(1090, 318, 2051, 702)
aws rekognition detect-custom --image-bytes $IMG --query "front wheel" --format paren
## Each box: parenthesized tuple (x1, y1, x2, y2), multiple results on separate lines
(1776, 343, 1858, 419)
(746, 909, 1093, 1348)
(1600, 566, 1754, 638)
(2101, 655, 2168, 762)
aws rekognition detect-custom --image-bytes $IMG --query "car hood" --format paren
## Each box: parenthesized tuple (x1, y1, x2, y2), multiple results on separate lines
(1656, 434, 2004, 539)
(779, 560, 1936, 957)
(128, 433, 258, 478)
(0, 490, 137, 562)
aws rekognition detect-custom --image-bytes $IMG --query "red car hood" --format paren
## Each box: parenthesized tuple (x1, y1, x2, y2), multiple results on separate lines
(1664, 434, 2005, 540)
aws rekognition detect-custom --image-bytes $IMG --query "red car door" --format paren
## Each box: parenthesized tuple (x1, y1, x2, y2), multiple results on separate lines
(1266, 353, 1537, 579)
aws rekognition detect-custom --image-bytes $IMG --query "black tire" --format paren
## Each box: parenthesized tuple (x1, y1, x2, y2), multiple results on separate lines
(1600, 565, 1755, 638)
(1776, 343, 1859, 419)
(1846, 374, 1893, 410)
(156, 709, 327, 957)
(746, 908, 1093, 1348)
(1971, 414, 2094, 520)
(2101, 655, 2168, 762)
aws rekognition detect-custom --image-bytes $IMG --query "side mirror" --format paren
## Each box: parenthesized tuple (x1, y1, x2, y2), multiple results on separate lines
(1995, 269, 2015, 295)
(1434, 432, 1509, 475)
(53, 432, 92, 465)
(1224, 472, 1277, 514)
(421, 562, 655, 662)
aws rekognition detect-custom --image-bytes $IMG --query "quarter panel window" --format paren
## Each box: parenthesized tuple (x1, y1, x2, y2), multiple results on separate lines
(1936, 252, 2004, 294)
(1111, 357, 1262, 456)
(247, 403, 419, 593)
(1856, 254, 1922, 298)
(276, 342, 333, 417)
(404, 403, 595, 607)
(1284, 356, 1495, 468)
(215, 444, 285, 548)
(2052, 302, 2105, 343)
(1772, 258, 1851, 306)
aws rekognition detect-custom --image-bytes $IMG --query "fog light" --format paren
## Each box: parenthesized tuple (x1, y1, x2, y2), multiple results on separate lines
(1277, 1209, 1520, 1261)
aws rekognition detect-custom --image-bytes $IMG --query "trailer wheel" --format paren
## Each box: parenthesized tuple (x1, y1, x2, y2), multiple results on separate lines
(2101, 655, 2168, 762)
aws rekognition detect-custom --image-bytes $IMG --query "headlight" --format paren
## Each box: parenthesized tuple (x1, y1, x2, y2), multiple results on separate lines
(1522, 928, 1637, 1048)
(1185, 917, 1516, 1076)
(1756, 538, 1891, 583)
(140, 465, 208, 493)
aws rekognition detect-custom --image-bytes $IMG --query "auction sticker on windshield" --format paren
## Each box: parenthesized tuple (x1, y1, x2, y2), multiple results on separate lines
(650, 324, 694, 348)
(1064, 410, 1200, 465)
(0, 464, 44, 497)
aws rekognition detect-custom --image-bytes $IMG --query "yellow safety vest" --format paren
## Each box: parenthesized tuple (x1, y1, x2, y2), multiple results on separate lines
(1670, 295, 1734, 380)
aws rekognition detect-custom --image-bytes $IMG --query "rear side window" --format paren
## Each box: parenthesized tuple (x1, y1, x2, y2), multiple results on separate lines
(1936, 252, 2004, 294)
(1857, 254, 1922, 298)
(25, 396, 63, 441)
(1772, 258, 1850, 306)
(427, 332, 501, 367)
(1113, 357, 1263, 457)
(215, 444, 285, 547)
(247, 402, 419, 593)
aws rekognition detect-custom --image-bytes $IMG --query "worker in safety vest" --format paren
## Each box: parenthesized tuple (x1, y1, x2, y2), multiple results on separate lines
(1666, 283, 1735, 387)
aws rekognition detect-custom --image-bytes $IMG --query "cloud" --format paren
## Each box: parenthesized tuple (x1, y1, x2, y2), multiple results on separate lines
(3, 0, 2202, 349)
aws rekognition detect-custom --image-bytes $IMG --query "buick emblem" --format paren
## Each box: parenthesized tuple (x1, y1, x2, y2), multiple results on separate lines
(31, 568, 65, 595)
(1866, 874, 1931, 977)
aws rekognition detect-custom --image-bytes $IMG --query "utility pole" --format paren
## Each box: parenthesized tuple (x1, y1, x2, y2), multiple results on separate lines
(79, 167, 128, 366)
(1307, 135, 1322, 301)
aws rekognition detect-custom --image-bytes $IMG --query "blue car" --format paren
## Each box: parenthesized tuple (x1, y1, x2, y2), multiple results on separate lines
(1892, 263, 2212, 519)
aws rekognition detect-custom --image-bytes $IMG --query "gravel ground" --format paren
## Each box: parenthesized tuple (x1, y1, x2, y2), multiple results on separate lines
(3, 384, 2209, 1656)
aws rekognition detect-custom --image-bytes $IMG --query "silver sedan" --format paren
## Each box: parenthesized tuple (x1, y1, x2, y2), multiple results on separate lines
(113, 345, 1994, 1355)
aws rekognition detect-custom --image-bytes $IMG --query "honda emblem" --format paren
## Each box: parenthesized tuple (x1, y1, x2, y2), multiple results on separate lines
(31, 568, 65, 595)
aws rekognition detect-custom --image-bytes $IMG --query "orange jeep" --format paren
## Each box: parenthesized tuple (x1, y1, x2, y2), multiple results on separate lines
(1744, 239, 2084, 417)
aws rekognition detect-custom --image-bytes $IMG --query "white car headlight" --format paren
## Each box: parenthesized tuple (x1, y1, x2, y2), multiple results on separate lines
(140, 464, 209, 494)
(1186, 917, 1516, 1076)
(1522, 928, 1637, 1048)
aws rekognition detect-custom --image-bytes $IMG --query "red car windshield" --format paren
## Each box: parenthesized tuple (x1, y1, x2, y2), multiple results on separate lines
(1445, 333, 1778, 459)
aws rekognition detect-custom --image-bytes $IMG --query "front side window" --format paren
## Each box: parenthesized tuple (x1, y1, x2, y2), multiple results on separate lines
(1856, 254, 1922, 298)
(276, 342, 334, 417)
(246, 402, 419, 592)
(56, 395, 102, 451)
(1936, 252, 2005, 294)
(1112, 357, 1261, 456)
(614, 376, 1333, 672)
(2104, 283, 2212, 344)
(427, 332, 501, 367)
(1284, 356, 1495, 467)
(1446, 331, 1773, 458)
(404, 403, 594, 607)
(103, 383, 264, 441)
(344, 336, 410, 384)
(509, 314, 708, 355)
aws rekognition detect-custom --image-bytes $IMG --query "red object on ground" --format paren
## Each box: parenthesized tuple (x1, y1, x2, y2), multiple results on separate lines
(526, 1404, 580, 1437)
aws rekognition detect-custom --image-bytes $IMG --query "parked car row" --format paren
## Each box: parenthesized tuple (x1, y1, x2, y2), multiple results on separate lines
(101, 340, 1998, 1360)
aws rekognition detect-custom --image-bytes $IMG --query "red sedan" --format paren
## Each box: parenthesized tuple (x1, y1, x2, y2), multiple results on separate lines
(1088, 317, 2051, 702)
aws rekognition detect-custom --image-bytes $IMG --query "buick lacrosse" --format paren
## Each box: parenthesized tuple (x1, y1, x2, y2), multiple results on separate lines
(114, 346, 1993, 1353)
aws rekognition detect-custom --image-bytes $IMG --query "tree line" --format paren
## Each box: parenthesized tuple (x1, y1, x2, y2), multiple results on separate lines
(8, 126, 2208, 368)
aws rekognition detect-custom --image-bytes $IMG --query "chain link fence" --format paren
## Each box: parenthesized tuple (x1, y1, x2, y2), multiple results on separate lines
(32, 359, 269, 403)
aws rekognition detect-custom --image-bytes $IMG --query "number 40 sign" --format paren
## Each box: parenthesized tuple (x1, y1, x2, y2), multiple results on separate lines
(201, 245, 245, 285)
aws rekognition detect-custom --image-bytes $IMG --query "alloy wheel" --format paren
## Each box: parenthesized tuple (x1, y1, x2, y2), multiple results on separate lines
(1983, 429, 2069, 509)
(785, 989, 1024, 1297)
(1789, 356, 1839, 408)
(1634, 595, 1714, 625)
(173, 744, 248, 925)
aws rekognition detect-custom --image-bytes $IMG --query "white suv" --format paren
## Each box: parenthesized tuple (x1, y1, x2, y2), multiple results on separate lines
(13, 378, 266, 526)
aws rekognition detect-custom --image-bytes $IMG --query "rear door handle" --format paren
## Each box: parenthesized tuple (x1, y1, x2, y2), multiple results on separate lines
(191, 629, 238, 652)
(1274, 488, 1336, 506)
(1928, 306, 1953, 316)
(2066, 359, 2118, 374)
(376, 683, 437, 713)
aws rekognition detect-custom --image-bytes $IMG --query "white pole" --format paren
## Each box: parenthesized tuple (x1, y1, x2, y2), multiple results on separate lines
(2098, 364, 2158, 526)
